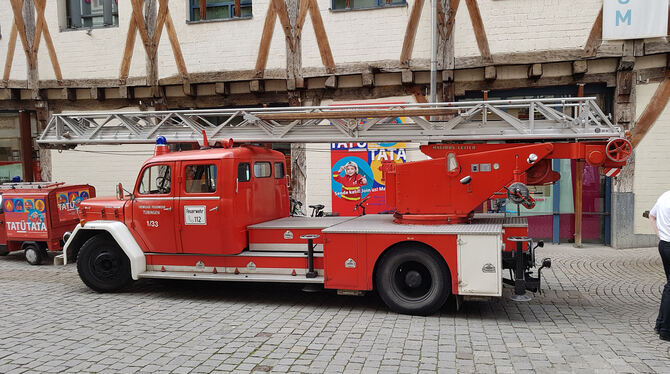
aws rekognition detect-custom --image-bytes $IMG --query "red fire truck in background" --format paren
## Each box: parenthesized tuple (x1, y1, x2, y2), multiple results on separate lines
(0, 183, 95, 265)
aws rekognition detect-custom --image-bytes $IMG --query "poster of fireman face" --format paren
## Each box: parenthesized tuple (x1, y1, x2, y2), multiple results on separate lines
(331, 140, 407, 216)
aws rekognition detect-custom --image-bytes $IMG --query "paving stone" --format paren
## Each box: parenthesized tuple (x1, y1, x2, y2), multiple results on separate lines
(1, 245, 670, 373)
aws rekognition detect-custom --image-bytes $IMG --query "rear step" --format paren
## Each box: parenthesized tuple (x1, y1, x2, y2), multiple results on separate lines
(138, 271, 324, 284)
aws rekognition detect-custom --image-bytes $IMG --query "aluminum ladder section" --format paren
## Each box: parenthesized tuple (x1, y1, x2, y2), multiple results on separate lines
(37, 97, 622, 148)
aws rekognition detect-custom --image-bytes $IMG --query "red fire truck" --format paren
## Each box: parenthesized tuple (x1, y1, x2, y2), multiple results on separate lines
(0, 182, 95, 265)
(46, 99, 631, 315)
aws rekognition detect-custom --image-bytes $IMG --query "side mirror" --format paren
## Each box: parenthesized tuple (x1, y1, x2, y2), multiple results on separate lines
(115, 183, 124, 200)
(536, 240, 544, 248)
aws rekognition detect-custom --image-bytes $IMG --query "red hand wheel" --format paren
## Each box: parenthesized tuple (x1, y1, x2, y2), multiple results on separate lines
(605, 138, 632, 162)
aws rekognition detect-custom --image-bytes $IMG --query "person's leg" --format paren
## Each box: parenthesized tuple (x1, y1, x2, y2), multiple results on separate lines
(657, 242, 669, 332)
(657, 241, 670, 338)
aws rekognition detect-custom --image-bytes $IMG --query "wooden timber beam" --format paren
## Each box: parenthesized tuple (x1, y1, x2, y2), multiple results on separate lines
(630, 55, 670, 148)
(464, 0, 492, 64)
(307, 0, 335, 73)
(445, 0, 460, 41)
(400, 0, 424, 67)
(256, 0, 334, 77)
(255, 1, 278, 77)
(3, 25, 18, 83)
(583, 7, 603, 58)
(272, 0, 296, 51)
(9, 0, 32, 68)
(32, 0, 62, 81)
(121, 0, 188, 89)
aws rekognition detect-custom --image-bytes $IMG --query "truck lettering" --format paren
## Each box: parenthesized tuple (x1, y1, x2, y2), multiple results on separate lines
(6, 220, 46, 232)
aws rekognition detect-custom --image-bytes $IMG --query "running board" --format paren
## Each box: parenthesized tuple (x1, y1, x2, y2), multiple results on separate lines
(138, 271, 325, 284)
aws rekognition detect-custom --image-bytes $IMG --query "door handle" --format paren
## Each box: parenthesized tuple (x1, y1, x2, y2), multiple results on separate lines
(164, 207, 172, 211)
(209, 206, 218, 212)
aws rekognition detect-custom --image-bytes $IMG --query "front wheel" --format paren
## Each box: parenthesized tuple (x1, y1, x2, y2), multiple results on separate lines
(77, 235, 132, 292)
(375, 245, 451, 315)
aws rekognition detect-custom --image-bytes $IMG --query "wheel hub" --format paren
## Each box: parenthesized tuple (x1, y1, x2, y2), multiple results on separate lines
(93, 251, 119, 278)
(404, 270, 422, 288)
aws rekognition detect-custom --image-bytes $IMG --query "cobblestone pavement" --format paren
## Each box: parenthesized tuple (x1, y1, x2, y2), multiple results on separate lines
(0, 244, 669, 373)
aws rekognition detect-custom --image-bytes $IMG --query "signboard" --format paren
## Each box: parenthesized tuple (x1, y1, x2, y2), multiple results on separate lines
(603, 0, 669, 40)
(4, 197, 48, 238)
(331, 141, 407, 216)
(184, 205, 207, 225)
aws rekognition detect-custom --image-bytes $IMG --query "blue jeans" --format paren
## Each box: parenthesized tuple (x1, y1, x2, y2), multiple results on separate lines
(656, 240, 670, 336)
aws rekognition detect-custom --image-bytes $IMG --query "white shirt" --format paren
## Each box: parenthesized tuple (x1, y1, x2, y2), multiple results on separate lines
(650, 190, 670, 242)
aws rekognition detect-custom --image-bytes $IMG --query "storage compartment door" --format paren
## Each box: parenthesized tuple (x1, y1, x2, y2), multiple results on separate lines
(457, 234, 501, 296)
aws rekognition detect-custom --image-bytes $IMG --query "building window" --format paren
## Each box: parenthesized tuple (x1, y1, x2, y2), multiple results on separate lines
(66, 0, 119, 29)
(189, 0, 252, 21)
(331, 0, 405, 10)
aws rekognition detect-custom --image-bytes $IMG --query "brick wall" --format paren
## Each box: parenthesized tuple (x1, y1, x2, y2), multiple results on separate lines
(633, 82, 670, 235)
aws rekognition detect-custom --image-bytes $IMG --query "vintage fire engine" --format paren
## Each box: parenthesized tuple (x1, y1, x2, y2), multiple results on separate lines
(40, 98, 631, 315)
(0, 182, 95, 265)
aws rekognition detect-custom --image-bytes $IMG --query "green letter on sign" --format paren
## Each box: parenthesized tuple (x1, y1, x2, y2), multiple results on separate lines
(616, 9, 631, 26)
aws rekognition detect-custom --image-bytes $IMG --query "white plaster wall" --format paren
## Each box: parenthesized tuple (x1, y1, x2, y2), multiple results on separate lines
(304, 95, 429, 210)
(158, 0, 286, 78)
(0, 0, 614, 79)
(454, 0, 602, 58)
(50, 107, 150, 196)
(633, 83, 670, 235)
(0, 5, 29, 81)
(302, 0, 416, 68)
(50, 144, 154, 197)
(36, 0, 145, 81)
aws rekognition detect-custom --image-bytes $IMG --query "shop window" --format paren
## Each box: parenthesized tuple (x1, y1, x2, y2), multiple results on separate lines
(185, 164, 217, 193)
(138, 165, 171, 195)
(331, 0, 405, 11)
(254, 162, 271, 178)
(189, 0, 252, 21)
(65, 0, 119, 29)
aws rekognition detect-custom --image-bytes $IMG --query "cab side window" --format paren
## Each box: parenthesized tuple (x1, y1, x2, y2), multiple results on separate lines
(238, 163, 251, 182)
(274, 162, 285, 179)
(185, 164, 217, 193)
(138, 165, 171, 195)
(254, 162, 271, 178)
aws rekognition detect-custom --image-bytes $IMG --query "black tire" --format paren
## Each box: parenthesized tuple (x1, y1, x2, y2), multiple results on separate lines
(24, 243, 44, 265)
(375, 245, 451, 316)
(0, 245, 8, 256)
(77, 235, 132, 292)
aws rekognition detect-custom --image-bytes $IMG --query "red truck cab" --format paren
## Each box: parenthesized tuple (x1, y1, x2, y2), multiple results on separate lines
(70, 144, 289, 260)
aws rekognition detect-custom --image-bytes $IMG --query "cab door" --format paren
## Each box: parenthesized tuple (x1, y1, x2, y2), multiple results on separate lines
(132, 163, 178, 253)
(177, 161, 224, 254)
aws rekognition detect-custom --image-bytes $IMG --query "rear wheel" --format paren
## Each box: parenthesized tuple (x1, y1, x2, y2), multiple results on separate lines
(24, 243, 45, 265)
(77, 235, 132, 292)
(375, 245, 451, 315)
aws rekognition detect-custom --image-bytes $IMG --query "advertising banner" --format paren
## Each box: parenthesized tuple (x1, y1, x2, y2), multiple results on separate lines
(4, 197, 48, 238)
(57, 188, 91, 221)
(603, 0, 669, 40)
(331, 141, 407, 216)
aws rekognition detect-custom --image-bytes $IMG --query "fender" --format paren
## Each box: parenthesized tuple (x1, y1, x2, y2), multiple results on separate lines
(64, 221, 146, 280)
